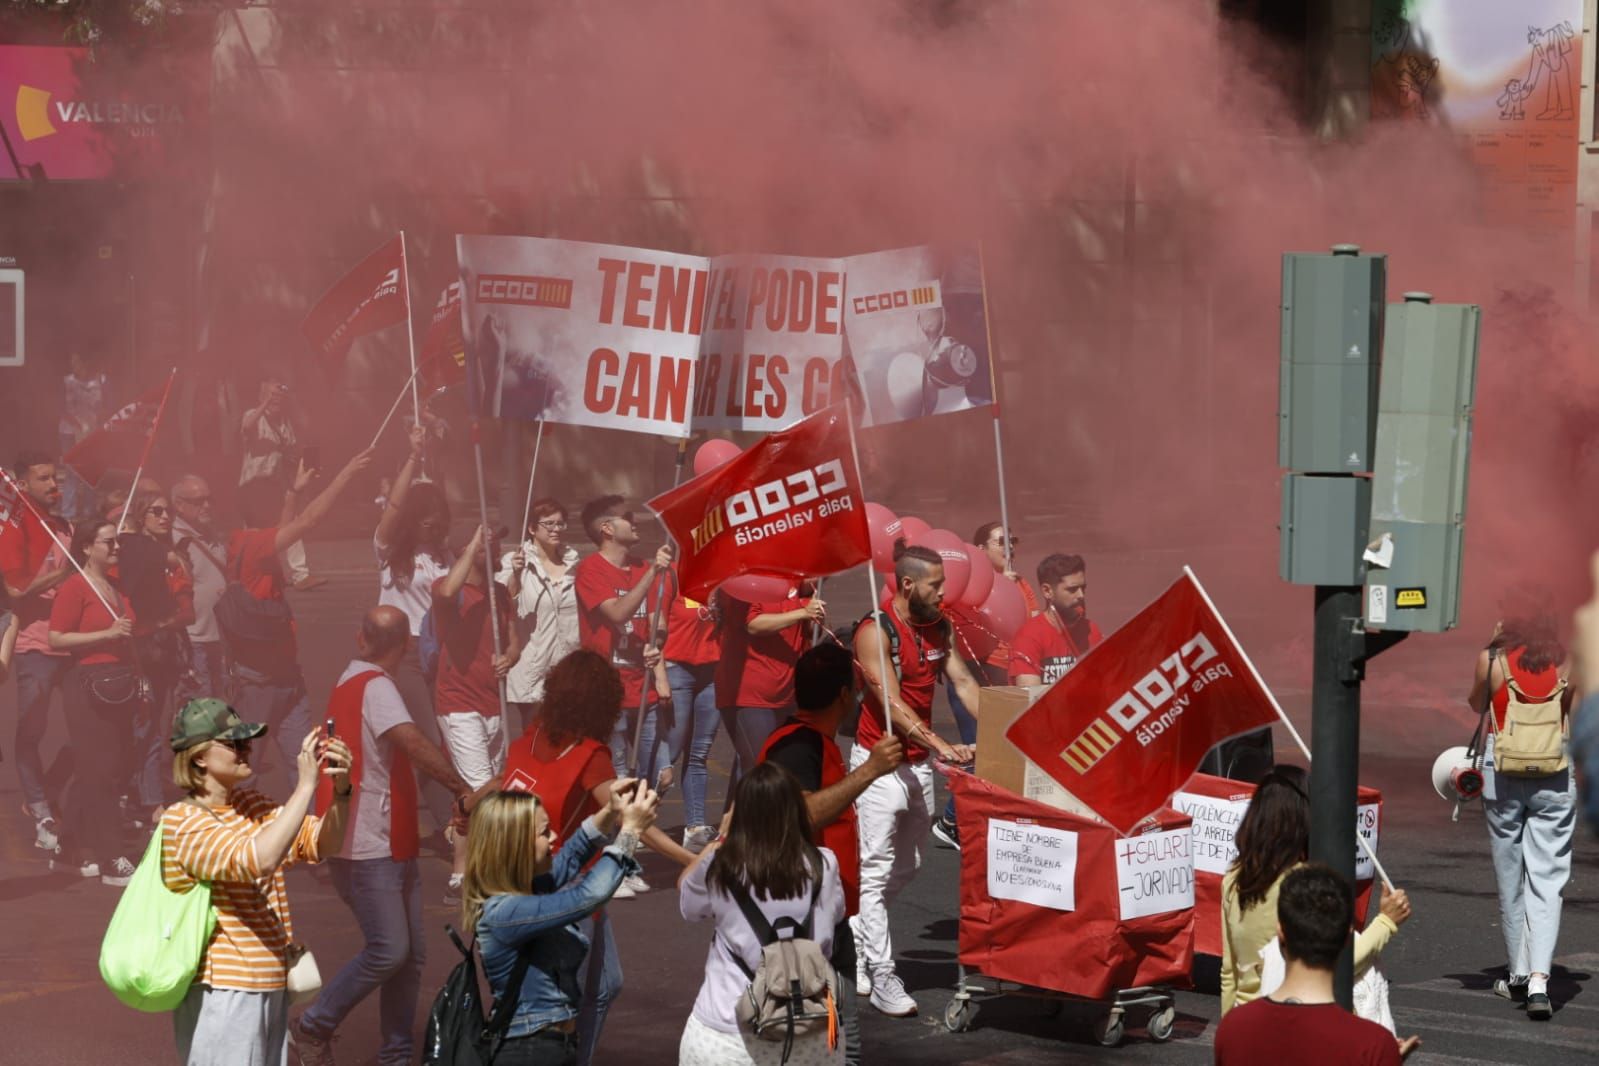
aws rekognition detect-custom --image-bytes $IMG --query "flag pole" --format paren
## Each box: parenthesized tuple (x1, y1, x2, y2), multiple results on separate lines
(470, 418, 509, 720)
(0, 468, 120, 619)
(114, 366, 179, 534)
(517, 420, 546, 546)
(844, 402, 893, 738)
(630, 435, 690, 781)
(399, 231, 422, 433)
(369, 367, 421, 451)
(1182, 565, 1393, 890)
(977, 243, 1015, 575)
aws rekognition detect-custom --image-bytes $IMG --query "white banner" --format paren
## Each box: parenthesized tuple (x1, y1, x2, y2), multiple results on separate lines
(1171, 791, 1250, 876)
(1355, 802, 1381, 882)
(987, 818, 1078, 912)
(1115, 827, 1196, 920)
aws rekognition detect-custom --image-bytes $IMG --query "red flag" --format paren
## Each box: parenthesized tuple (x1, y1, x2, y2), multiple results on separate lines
(62, 376, 173, 488)
(301, 235, 408, 361)
(648, 406, 871, 601)
(1005, 570, 1282, 835)
(417, 282, 466, 391)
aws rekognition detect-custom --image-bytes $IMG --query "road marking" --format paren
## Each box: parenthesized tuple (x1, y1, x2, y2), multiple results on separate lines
(1391, 1005, 1598, 1053)
(0, 979, 100, 1006)
(1396, 978, 1599, 1015)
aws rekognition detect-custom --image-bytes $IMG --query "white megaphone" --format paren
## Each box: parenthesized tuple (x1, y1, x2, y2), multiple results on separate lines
(1432, 745, 1484, 803)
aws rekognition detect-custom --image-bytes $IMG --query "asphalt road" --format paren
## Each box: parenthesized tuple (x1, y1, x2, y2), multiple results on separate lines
(2, 534, 1596, 1065)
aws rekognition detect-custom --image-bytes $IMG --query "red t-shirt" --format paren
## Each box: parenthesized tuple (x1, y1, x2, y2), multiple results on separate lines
(1490, 645, 1563, 733)
(228, 527, 285, 601)
(0, 506, 72, 656)
(1007, 610, 1103, 684)
(663, 593, 720, 666)
(502, 727, 613, 846)
(432, 577, 514, 717)
(854, 603, 950, 764)
(574, 553, 658, 709)
(716, 595, 807, 710)
(48, 572, 136, 666)
(1214, 999, 1399, 1066)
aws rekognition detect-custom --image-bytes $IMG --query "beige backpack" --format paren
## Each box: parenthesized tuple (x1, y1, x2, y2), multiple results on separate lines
(1489, 650, 1569, 777)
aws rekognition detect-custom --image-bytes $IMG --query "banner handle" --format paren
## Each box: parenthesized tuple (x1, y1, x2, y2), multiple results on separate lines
(399, 231, 422, 438)
(629, 444, 687, 781)
(1182, 565, 1393, 891)
(470, 419, 509, 720)
(115, 366, 179, 534)
(369, 367, 421, 451)
(517, 420, 546, 544)
(843, 402, 893, 740)
(0, 467, 120, 620)
(977, 243, 1015, 575)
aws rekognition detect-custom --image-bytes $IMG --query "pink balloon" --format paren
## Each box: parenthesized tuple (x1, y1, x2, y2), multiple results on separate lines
(720, 573, 793, 602)
(978, 575, 1027, 641)
(913, 528, 971, 606)
(693, 439, 742, 477)
(898, 516, 930, 544)
(958, 542, 994, 607)
(864, 503, 903, 574)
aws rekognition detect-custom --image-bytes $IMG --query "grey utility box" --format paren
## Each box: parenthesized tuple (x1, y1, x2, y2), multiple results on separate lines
(1363, 294, 1480, 633)
(1281, 474, 1371, 586)
(1279, 246, 1386, 475)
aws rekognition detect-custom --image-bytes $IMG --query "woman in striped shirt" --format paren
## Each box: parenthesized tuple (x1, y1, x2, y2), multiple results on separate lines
(161, 697, 352, 1066)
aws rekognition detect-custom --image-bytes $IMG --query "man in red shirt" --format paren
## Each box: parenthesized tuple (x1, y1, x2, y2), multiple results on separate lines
(1, 451, 74, 853)
(851, 542, 981, 1018)
(1215, 864, 1411, 1065)
(1008, 552, 1103, 686)
(761, 643, 904, 1066)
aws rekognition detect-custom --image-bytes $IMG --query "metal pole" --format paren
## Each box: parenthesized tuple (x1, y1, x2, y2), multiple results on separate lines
(1310, 584, 1362, 1009)
(518, 420, 546, 542)
(470, 419, 508, 719)
(843, 403, 893, 737)
(992, 416, 1015, 574)
(629, 438, 689, 780)
(400, 231, 422, 430)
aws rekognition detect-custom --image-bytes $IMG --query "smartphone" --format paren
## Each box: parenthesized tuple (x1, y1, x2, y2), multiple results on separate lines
(324, 717, 336, 738)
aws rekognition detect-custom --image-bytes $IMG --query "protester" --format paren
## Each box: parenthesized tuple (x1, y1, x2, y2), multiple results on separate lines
(971, 521, 1038, 677)
(849, 541, 980, 1016)
(498, 496, 581, 730)
(1466, 616, 1577, 1019)
(760, 643, 906, 1066)
(1220, 768, 1410, 1015)
(716, 581, 824, 800)
(1, 452, 74, 857)
(292, 606, 486, 1066)
(1007, 552, 1101, 685)
(464, 782, 660, 1066)
(171, 474, 229, 703)
(572, 495, 671, 807)
(1214, 864, 1411, 1065)
(239, 377, 323, 591)
(501, 649, 696, 1063)
(678, 760, 846, 1065)
(661, 577, 723, 852)
(228, 447, 373, 793)
(162, 699, 350, 1066)
(372, 425, 458, 831)
(58, 351, 107, 523)
(47, 519, 142, 883)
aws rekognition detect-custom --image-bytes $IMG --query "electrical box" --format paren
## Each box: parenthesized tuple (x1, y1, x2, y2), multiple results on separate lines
(1363, 294, 1480, 633)
(1281, 474, 1371, 586)
(0, 267, 21, 367)
(1279, 246, 1385, 474)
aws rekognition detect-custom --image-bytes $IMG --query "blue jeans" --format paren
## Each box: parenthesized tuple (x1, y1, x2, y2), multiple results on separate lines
(718, 705, 786, 815)
(574, 909, 622, 1066)
(939, 678, 982, 825)
(13, 651, 71, 818)
(231, 665, 315, 799)
(301, 857, 424, 1065)
(663, 662, 720, 828)
(609, 702, 669, 783)
(176, 641, 228, 705)
(1483, 735, 1575, 977)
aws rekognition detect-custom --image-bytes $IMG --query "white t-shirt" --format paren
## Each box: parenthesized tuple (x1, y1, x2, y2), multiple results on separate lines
(680, 848, 844, 1035)
(174, 517, 226, 644)
(375, 535, 455, 636)
(496, 544, 581, 703)
(336, 660, 416, 861)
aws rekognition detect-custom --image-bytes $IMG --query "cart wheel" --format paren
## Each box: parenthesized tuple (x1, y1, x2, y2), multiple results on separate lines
(944, 997, 977, 1033)
(1148, 1005, 1176, 1042)
(1093, 1012, 1125, 1048)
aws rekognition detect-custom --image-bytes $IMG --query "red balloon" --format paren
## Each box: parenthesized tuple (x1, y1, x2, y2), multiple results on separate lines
(958, 542, 994, 607)
(720, 573, 793, 602)
(978, 575, 1027, 641)
(693, 439, 742, 477)
(898, 515, 931, 544)
(864, 503, 903, 574)
(947, 604, 999, 663)
(913, 528, 971, 606)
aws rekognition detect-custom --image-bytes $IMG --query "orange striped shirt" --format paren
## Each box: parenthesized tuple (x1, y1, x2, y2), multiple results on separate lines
(160, 790, 323, 992)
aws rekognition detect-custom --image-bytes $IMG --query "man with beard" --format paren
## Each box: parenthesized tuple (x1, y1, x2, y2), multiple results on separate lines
(1008, 553, 1102, 686)
(850, 541, 980, 1017)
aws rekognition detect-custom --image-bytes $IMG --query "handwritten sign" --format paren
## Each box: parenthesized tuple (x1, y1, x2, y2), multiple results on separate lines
(1172, 790, 1249, 875)
(1355, 803, 1381, 881)
(986, 818, 1078, 911)
(1115, 827, 1195, 920)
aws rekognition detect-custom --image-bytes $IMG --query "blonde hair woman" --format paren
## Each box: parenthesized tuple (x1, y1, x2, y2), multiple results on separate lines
(462, 782, 659, 1066)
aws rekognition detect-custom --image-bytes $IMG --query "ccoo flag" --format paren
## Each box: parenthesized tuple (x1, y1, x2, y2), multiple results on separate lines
(1005, 569, 1282, 835)
(648, 406, 871, 601)
(301, 235, 408, 361)
(62, 374, 175, 488)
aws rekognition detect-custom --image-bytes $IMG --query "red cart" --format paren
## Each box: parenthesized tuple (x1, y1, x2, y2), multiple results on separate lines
(943, 768, 1195, 1047)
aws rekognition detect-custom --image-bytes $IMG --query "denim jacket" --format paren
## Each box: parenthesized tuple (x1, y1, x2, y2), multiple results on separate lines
(477, 817, 641, 1039)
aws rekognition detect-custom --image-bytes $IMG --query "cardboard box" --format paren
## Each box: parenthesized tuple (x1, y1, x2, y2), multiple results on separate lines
(974, 685, 1102, 822)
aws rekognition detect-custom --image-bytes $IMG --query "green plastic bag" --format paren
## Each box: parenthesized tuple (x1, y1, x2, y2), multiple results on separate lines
(99, 824, 216, 1012)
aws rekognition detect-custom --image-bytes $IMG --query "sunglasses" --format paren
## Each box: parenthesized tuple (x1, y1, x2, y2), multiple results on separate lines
(94, 536, 122, 548)
(147, 506, 170, 518)
(537, 520, 568, 531)
(988, 535, 1019, 548)
(216, 739, 252, 756)
(175, 495, 212, 506)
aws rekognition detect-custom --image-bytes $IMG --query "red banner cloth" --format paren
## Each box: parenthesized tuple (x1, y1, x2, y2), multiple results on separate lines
(949, 769, 1193, 1000)
(1005, 570, 1281, 835)
(1174, 773, 1382, 957)
(418, 282, 465, 391)
(301, 235, 407, 361)
(62, 378, 171, 487)
(647, 406, 870, 602)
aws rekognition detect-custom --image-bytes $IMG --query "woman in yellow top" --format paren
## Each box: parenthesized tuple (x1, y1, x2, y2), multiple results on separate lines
(1220, 767, 1412, 1013)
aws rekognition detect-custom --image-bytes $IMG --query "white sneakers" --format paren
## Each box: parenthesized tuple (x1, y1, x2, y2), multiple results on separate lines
(868, 972, 918, 1017)
(33, 814, 59, 853)
(101, 856, 136, 887)
(48, 849, 98, 878)
(442, 876, 464, 907)
(682, 826, 718, 853)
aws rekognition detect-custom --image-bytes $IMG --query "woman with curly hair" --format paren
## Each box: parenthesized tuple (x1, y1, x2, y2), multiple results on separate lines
(500, 650, 696, 1065)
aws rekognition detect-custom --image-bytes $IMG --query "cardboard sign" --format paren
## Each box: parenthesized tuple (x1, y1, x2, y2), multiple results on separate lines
(987, 818, 1078, 912)
(1115, 828, 1196, 920)
(1171, 790, 1250, 876)
(1355, 802, 1381, 882)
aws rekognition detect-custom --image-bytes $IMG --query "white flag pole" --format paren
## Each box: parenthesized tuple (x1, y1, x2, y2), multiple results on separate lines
(114, 366, 179, 535)
(517, 420, 546, 546)
(977, 244, 1015, 574)
(399, 231, 422, 431)
(843, 403, 893, 739)
(369, 368, 421, 451)
(0, 468, 119, 619)
(470, 419, 509, 720)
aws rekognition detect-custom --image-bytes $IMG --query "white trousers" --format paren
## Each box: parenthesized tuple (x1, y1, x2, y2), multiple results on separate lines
(437, 711, 507, 789)
(848, 748, 934, 977)
(678, 1013, 841, 1066)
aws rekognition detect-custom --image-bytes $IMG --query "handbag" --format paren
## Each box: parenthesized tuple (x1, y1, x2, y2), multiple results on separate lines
(99, 825, 216, 1012)
(286, 943, 323, 1006)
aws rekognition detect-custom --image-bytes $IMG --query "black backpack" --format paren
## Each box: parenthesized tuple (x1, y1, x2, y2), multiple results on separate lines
(835, 609, 954, 737)
(423, 926, 532, 1066)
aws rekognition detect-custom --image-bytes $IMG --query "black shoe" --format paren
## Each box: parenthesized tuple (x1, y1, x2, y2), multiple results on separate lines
(1527, 992, 1552, 1020)
(930, 817, 960, 851)
(1493, 977, 1529, 1003)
